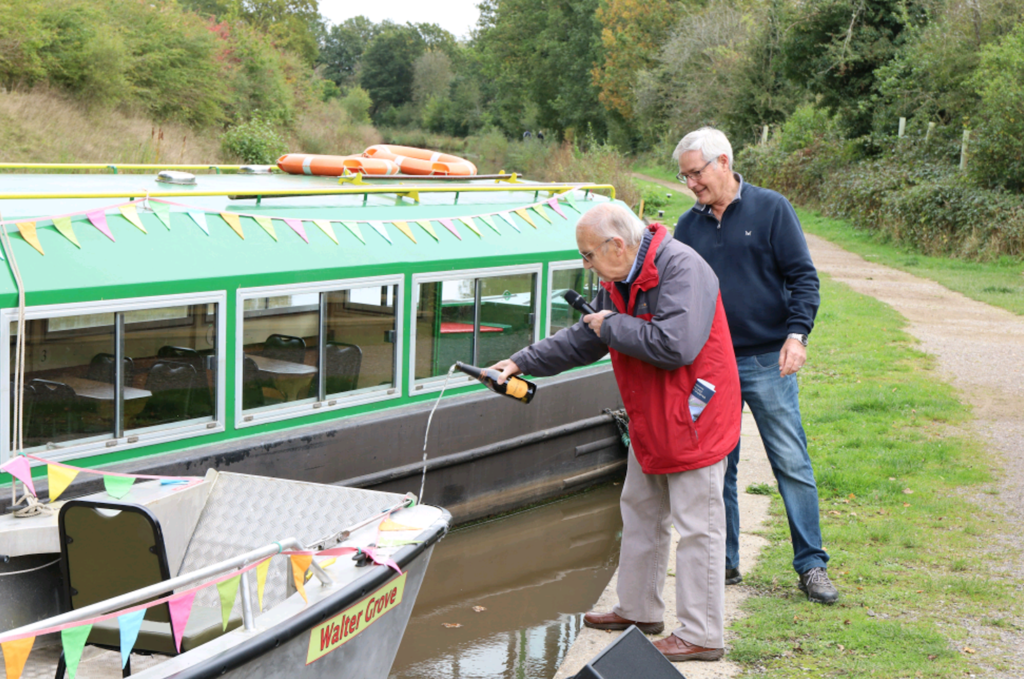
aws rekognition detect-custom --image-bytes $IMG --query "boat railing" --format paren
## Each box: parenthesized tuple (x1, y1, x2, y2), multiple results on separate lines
(0, 164, 267, 174)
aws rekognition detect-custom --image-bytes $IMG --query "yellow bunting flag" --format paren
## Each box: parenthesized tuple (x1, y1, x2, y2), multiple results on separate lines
(2, 636, 35, 679)
(291, 555, 313, 603)
(379, 518, 420, 532)
(532, 204, 553, 223)
(391, 220, 417, 244)
(52, 216, 81, 248)
(415, 219, 438, 241)
(216, 575, 241, 631)
(47, 464, 79, 502)
(16, 222, 44, 255)
(256, 558, 271, 611)
(253, 215, 277, 241)
(220, 213, 244, 240)
(458, 216, 482, 237)
(118, 204, 147, 234)
(317, 557, 337, 569)
(313, 219, 340, 244)
(514, 208, 537, 229)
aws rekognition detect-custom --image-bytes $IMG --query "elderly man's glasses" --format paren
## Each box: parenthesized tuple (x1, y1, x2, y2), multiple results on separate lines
(579, 237, 614, 263)
(676, 159, 714, 183)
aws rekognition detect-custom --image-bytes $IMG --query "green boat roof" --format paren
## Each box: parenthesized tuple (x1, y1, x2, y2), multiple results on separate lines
(0, 172, 616, 306)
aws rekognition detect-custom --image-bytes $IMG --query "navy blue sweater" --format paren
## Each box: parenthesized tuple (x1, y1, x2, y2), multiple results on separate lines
(674, 180, 819, 356)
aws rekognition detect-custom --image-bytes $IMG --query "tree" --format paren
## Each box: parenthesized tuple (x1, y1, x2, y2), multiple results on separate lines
(359, 23, 427, 113)
(412, 50, 453, 104)
(320, 16, 378, 86)
(969, 22, 1024, 190)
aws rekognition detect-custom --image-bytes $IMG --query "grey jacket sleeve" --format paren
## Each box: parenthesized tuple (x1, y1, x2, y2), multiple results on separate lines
(510, 289, 611, 377)
(599, 245, 719, 371)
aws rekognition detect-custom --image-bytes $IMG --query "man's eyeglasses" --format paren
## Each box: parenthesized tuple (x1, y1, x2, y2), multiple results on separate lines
(676, 159, 714, 184)
(579, 237, 614, 263)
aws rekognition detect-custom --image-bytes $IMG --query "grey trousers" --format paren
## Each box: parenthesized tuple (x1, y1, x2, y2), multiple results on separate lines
(612, 447, 727, 649)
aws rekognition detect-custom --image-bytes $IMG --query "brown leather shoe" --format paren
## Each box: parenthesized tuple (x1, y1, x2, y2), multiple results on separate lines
(582, 611, 664, 635)
(652, 634, 724, 661)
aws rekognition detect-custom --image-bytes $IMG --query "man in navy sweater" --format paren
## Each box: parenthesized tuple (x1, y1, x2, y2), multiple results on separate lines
(672, 127, 838, 604)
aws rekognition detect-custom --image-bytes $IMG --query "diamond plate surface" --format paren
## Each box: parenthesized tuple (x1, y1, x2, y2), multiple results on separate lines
(178, 473, 405, 609)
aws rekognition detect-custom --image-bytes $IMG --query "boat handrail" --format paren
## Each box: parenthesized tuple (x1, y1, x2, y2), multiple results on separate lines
(0, 164, 270, 174)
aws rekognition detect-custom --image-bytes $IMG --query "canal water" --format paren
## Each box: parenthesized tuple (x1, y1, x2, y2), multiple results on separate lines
(389, 483, 623, 679)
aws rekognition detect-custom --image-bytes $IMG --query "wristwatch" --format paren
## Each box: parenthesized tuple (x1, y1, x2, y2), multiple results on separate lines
(787, 333, 809, 347)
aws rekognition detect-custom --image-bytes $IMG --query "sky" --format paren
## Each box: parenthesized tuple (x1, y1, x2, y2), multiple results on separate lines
(318, 0, 483, 40)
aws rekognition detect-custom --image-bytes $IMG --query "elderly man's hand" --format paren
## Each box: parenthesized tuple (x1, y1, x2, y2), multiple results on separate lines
(779, 338, 806, 377)
(488, 359, 521, 385)
(583, 310, 614, 337)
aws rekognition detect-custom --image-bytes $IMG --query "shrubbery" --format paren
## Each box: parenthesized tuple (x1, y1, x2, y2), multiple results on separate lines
(221, 114, 287, 164)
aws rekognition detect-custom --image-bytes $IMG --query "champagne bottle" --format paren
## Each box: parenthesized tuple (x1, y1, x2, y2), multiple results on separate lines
(455, 361, 537, 404)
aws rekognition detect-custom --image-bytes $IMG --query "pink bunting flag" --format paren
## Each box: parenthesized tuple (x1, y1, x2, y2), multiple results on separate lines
(363, 547, 403, 575)
(87, 210, 115, 242)
(546, 196, 567, 219)
(1, 456, 36, 497)
(438, 218, 461, 240)
(168, 591, 197, 652)
(283, 218, 309, 243)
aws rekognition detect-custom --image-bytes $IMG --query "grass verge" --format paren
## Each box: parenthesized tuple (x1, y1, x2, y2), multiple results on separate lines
(633, 176, 694, 227)
(730, 275, 1021, 676)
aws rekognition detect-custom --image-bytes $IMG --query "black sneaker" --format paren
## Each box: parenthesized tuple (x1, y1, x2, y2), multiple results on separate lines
(798, 567, 839, 604)
(725, 568, 743, 585)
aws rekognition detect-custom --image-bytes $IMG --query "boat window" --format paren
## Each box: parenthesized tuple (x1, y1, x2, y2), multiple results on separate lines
(549, 265, 600, 335)
(413, 268, 539, 389)
(237, 276, 402, 427)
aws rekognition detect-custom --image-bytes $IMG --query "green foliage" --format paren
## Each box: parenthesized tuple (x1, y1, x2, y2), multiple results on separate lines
(319, 16, 378, 87)
(775, 104, 837, 152)
(221, 112, 287, 163)
(968, 22, 1024, 191)
(360, 24, 430, 115)
(339, 86, 372, 125)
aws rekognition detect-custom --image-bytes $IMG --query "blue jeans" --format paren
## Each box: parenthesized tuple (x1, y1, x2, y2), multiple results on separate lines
(724, 351, 829, 575)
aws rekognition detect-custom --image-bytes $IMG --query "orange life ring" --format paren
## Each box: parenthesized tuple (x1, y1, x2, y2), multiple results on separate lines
(277, 154, 399, 176)
(363, 145, 477, 176)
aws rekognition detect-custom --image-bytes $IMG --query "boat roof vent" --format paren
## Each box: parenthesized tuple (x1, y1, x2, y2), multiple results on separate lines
(156, 170, 197, 185)
(239, 165, 274, 174)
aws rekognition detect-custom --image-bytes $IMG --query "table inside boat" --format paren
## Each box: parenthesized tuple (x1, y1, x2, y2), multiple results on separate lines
(60, 376, 152, 422)
(249, 354, 317, 402)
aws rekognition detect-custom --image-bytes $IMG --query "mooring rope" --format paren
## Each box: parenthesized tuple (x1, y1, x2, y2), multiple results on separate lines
(419, 363, 457, 503)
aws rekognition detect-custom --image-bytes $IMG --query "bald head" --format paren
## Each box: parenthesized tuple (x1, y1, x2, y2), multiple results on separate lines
(576, 203, 646, 248)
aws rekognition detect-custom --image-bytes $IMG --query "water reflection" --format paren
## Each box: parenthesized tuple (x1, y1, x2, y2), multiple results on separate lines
(390, 484, 623, 679)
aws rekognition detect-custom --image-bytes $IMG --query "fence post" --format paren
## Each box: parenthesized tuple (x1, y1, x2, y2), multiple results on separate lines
(926, 122, 936, 141)
(960, 129, 970, 171)
(898, 117, 906, 138)
(761, 125, 769, 145)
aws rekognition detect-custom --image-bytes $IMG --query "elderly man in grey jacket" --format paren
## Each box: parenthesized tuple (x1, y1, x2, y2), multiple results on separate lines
(492, 203, 741, 662)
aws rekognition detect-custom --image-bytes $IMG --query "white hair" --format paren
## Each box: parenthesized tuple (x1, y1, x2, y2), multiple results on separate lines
(577, 203, 645, 247)
(673, 127, 733, 169)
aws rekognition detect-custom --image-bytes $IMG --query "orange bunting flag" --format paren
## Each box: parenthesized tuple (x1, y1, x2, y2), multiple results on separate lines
(220, 213, 244, 240)
(314, 219, 341, 244)
(291, 555, 313, 603)
(415, 219, 439, 241)
(118, 204, 147, 234)
(2, 636, 35, 679)
(256, 558, 271, 611)
(532, 204, 553, 224)
(391, 221, 417, 244)
(47, 464, 79, 502)
(16, 222, 44, 255)
(458, 216, 482, 237)
(52, 216, 81, 248)
(253, 215, 277, 241)
(514, 208, 537, 229)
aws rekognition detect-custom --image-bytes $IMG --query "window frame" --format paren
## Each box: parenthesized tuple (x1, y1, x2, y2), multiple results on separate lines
(410, 264, 542, 396)
(1, 290, 227, 465)
(546, 260, 611, 361)
(235, 274, 404, 429)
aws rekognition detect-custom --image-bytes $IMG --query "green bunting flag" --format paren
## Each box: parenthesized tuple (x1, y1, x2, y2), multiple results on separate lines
(253, 215, 278, 241)
(152, 201, 172, 229)
(216, 575, 241, 631)
(52, 216, 81, 248)
(415, 219, 439, 241)
(103, 474, 135, 499)
(532, 204, 553, 224)
(479, 214, 500, 234)
(61, 624, 93, 679)
(338, 221, 362, 244)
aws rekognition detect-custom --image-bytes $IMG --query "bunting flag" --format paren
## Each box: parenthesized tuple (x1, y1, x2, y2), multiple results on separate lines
(216, 575, 241, 631)
(497, 212, 520, 233)
(103, 474, 135, 499)
(282, 218, 309, 243)
(253, 215, 277, 241)
(52, 216, 81, 248)
(168, 591, 197, 652)
(118, 205, 147, 234)
(291, 555, 313, 603)
(532, 204, 553, 224)
(256, 558, 271, 611)
(379, 518, 420, 532)
(564, 191, 581, 213)
(514, 208, 537, 229)
(438, 218, 461, 240)
(1, 456, 36, 497)
(61, 623, 93, 679)
(16, 222, 44, 256)
(546, 196, 567, 219)
(1, 636, 34, 679)
(313, 219, 341, 244)
(118, 609, 146, 669)
(457, 216, 482, 237)
(220, 213, 244, 240)
(87, 210, 115, 241)
(152, 201, 172, 230)
(47, 464, 79, 502)
(317, 557, 337, 569)
(367, 221, 392, 244)
(479, 214, 500, 234)
(415, 219, 439, 241)
(391, 220, 417, 244)
(188, 212, 209, 236)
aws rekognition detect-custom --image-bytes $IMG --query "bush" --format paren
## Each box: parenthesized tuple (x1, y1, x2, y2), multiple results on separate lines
(968, 23, 1024, 191)
(221, 113, 287, 164)
(340, 86, 372, 124)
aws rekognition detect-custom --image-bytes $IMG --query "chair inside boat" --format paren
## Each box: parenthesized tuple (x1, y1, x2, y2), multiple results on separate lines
(56, 500, 242, 678)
